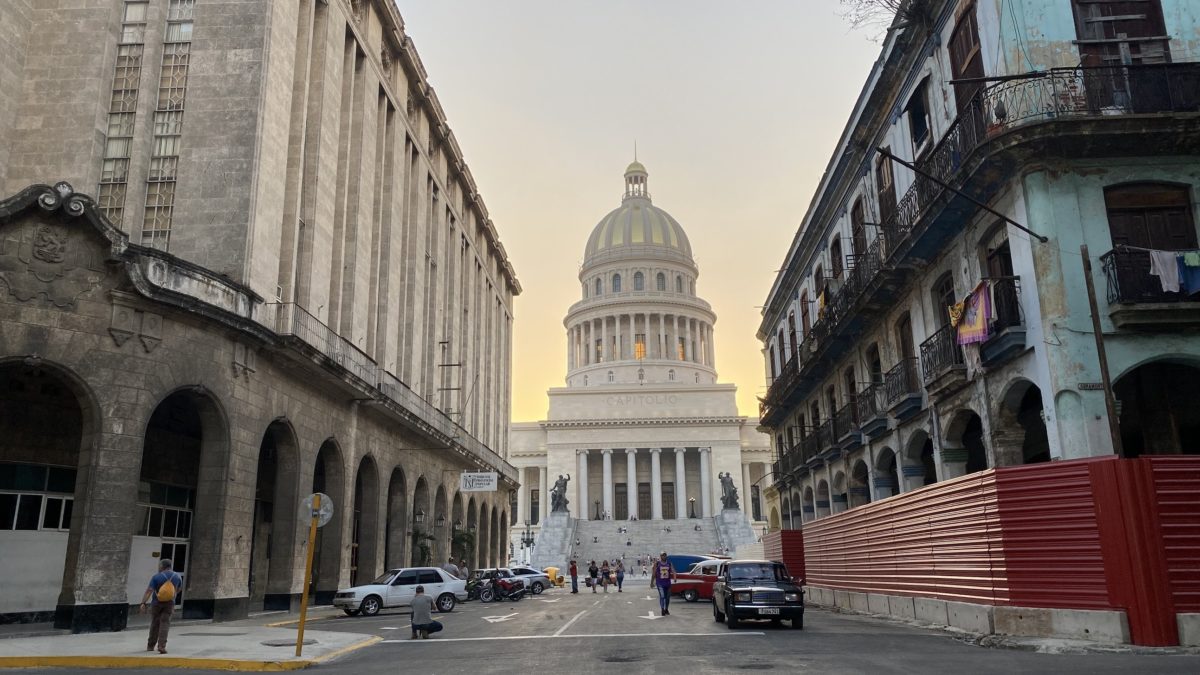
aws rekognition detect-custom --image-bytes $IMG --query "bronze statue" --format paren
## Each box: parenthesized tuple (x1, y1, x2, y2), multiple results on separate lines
(550, 473, 571, 513)
(719, 471, 740, 510)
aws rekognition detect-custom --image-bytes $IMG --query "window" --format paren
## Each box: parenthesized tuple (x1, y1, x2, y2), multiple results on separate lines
(949, 4, 984, 111)
(419, 570, 442, 584)
(612, 274, 622, 293)
(393, 571, 418, 586)
(830, 237, 843, 280)
(634, 272, 644, 291)
(607, 371, 614, 383)
(778, 328, 787, 361)
(594, 339, 603, 362)
(583, 375, 588, 386)
(530, 490, 540, 525)
(634, 334, 646, 360)
(1072, 0, 1170, 65)
(1104, 183, 1196, 250)
(694, 373, 700, 383)
(769, 346, 777, 379)
(656, 272, 666, 291)
(843, 367, 857, 402)
(675, 276, 683, 293)
(637, 368, 645, 382)
(876, 149, 896, 227)
(787, 311, 798, 356)
(668, 369, 676, 381)
(851, 199, 867, 256)
(809, 401, 821, 426)
(677, 338, 686, 360)
(907, 80, 931, 157)
(596, 278, 602, 296)
(866, 344, 883, 384)
(799, 291, 811, 334)
(932, 273, 956, 328)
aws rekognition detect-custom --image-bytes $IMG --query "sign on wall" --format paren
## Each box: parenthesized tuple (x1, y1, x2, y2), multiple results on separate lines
(460, 471, 499, 492)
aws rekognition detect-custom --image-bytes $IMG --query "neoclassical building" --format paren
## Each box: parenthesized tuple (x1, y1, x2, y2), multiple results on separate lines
(510, 162, 770, 558)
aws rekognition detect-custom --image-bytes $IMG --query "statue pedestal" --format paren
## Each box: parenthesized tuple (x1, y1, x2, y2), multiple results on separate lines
(714, 509, 757, 553)
(531, 511, 575, 571)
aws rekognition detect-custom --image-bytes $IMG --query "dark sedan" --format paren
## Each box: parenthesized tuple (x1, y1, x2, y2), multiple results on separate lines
(711, 559, 803, 629)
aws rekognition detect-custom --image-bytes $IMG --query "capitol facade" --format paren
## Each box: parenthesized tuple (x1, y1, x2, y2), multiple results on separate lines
(509, 162, 770, 559)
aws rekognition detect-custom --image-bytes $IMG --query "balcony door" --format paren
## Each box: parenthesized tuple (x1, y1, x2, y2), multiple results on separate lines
(1072, 0, 1170, 65)
(1106, 184, 1196, 251)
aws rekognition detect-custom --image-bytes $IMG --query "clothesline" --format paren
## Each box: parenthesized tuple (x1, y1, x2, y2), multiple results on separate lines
(1116, 244, 1200, 254)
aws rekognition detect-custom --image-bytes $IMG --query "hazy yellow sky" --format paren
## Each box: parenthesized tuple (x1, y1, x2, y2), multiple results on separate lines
(399, 1, 880, 422)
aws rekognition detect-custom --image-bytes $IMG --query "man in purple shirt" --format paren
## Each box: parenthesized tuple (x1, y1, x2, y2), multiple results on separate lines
(649, 551, 676, 616)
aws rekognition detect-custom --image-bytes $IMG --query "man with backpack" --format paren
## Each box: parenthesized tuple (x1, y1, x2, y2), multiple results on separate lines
(139, 558, 183, 654)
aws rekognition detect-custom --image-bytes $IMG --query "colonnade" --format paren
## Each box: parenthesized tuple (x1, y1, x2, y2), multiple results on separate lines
(566, 313, 715, 369)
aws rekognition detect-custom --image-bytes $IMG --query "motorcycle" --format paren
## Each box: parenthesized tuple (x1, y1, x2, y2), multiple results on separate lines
(479, 575, 526, 603)
(465, 576, 486, 601)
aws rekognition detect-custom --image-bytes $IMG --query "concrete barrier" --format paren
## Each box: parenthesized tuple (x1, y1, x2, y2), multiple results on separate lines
(946, 601, 994, 634)
(1175, 614, 1200, 647)
(888, 595, 916, 620)
(914, 597, 949, 626)
(867, 593, 890, 615)
(848, 592, 870, 612)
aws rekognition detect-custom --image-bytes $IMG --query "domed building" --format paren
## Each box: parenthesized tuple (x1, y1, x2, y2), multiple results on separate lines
(509, 161, 771, 566)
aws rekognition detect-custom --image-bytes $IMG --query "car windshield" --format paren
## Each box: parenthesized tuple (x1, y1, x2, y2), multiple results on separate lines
(371, 570, 399, 585)
(727, 563, 787, 582)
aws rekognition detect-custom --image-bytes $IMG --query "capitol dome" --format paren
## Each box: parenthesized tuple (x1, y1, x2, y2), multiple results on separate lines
(582, 162, 693, 264)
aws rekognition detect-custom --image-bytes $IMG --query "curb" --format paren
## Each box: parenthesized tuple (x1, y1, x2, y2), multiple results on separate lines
(0, 635, 383, 671)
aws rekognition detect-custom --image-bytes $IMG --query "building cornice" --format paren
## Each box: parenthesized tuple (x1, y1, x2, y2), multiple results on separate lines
(541, 416, 746, 429)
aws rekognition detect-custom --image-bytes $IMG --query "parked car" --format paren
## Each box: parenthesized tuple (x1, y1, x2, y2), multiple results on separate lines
(672, 559, 723, 602)
(665, 553, 722, 574)
(507, 565, 552, 594)
(711, 559, 803, 629)
(333, 567, 465, 616)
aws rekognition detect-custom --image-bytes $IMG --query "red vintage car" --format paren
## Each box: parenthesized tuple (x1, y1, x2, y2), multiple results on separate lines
(671, 559, 724, 602)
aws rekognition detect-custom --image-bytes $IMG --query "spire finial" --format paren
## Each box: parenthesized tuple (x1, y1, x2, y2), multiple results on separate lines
(634, 140, 638, 162)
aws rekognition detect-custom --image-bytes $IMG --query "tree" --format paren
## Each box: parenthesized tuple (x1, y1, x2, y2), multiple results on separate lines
(411, 530, 436, 566)
(840, 0, 935, 39)
(451, 529, 475, 562)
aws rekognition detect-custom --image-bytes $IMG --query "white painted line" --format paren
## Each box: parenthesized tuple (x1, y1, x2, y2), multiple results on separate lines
(381, 632, 765, 644)
(553, 609, 588, 637)
(379, 627, 400, 630)
(637, 611, 662, 620)
(482, 613, 519, 623)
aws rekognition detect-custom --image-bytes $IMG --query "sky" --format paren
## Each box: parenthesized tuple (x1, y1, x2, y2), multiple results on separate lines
(397, 1, 882, 422)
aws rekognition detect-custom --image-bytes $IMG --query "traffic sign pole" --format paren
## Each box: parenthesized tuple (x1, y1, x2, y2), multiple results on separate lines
(295, 493, 320, 657)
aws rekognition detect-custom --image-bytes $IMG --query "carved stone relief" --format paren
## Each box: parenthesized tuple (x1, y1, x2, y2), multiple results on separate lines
(0, 219, 106, 308)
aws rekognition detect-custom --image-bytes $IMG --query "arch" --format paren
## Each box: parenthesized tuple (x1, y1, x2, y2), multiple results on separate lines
(801, 486, 815, 523)
(931, 272, 956, 329)
(612, 273, 622, 293)
(607, 371, 614, 383)
(831, 470, 848, 514)
(311, 439, 346, 603)
(595, 278, 602, 296)
(433, 484, 449, 564)
(0, 359, 101, 627)
(995, 378, 1050, 465)
(1114, 359, 1200, 457)
(849, 459, 871, 508)
(788, 311, 799, 356)
(781, 495, 792, 530)
(902, 428, 937, 488)
(668, 369, 675, 381)
(768, 506, 781, 531)
(450, 492, 466, 561)
(251, 419, 301, 610)
(851, 198, 867, 255)
(499, 511, 509, 565)
(411, 476, 432, 565)
(675, 275, 683, 293)
(830, 235, 844, 280)
(490, 506, 500, 567)
(351, 456, 381, 585)
(633, 271, 644, 291)
(477, 503, 491, 568)
(466, 497, 479, 569)
(815, 479, 830, 518)
(874, 447, 898, 499)
(656, 272, 666, 291)
(943, 409, 988, 475)
(385, 466, 408, 569)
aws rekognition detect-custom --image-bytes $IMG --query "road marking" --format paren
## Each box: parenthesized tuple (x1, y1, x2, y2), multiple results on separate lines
(553, 609, 588, 637)
(638, 611, 662, 620)
(380, 627, 399, 630)
(535, 598, 560, 603)
(482, 613, 519, 623)
(381, 632, 765, 644)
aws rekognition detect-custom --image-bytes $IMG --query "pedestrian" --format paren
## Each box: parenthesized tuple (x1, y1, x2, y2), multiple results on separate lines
(459, 559, 470, 579)
(569, 559, 579, 593)
(139, 558, 183, 654)
(441, 556, 461, 578)
(650, 551, 676, 616)
(409, 586, 443, 639)
(588, 560, 599, 593)
(599, 559, 611, 593)
(615, 559, 625, 592)
(641, 558, 648, 577)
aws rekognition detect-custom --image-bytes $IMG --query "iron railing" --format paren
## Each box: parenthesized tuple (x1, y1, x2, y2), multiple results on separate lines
(1100, 248, 1198, 304)
(990, 276, 1023, 334)
(832, 400, 859, 440)
(920, 324, 965, 384)
(883, 358, 920, 408)
(855, 382, 883, 423)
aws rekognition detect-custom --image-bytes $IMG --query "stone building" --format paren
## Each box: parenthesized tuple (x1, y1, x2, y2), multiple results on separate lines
(0, 0, 520, 632)
(757, 0, 1200, 528)
(509, 162, 771, 566)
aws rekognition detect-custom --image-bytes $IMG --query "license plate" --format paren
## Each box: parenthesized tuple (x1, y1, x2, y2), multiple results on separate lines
(758, 608, 780, 615)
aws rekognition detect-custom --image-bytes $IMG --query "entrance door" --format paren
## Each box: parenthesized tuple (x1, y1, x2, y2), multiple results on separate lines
(661, 484, 676, 519)
(614, 484, 628, 520)
(637, 483, 651, 520)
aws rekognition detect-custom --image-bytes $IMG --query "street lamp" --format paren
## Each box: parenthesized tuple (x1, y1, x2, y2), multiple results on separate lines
(468, 523, 476, 533)
(414, 508, 425, 525)
(435, 514, 445, 529)
(520, 520, 536, 564)
(688, 497, 696, 519)
(453, 519, 463, 532)
(594, 499, 601, 520)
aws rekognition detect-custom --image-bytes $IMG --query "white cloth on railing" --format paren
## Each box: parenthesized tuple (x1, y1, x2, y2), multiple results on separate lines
(1148, 249, 1181, 293)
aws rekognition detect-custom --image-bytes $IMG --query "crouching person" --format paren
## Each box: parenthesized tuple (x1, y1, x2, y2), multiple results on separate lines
(410, 586, 444, 639)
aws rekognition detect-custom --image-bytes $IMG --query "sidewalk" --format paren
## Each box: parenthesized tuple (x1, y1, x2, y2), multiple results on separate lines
(0, 610, 378, 671)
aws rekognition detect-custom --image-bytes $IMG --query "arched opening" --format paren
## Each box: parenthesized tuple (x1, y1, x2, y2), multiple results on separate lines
(902, 430, 937, 490)
(351, 457, 380, 585)
(996, 380, 1051, 465)
(499, 511, 509, 565)
(849, 459, 871, 508)
(595, 278, 602, 296)
(932, 273, 956, 329)
(612, 274, 622, 293)
(788, 311, 799, 356)
(607, 371, 614, 383)
(634, 271, 644, 291)
(768, 506, 781, 531)
(466, 498, 478, 570)
(433, 485, 448, 564)
(781, 495, 793, 529)
(385, 467, 407, 569)
(801, 486, 815, 523)
(675, 276, 683, 293)
(874, 448, 899, 499)
(1115, 360, 1200, 457)
(831, 471, 848, 514)
(490, 507, 500, 567)
(450, 492, 465, 562)
(944, 410, 988, 476)
(668, 369, 675, 381)
(0, 361, 97, 627)
(851, 198, 867, 256)
(815, 480, 830, 518)
(866, 344, 883, 385)
(830, 236, 844, 281)
(310, 440, 345, 604)
(656, 272, 666, 291)
(477, 504, 491, 568)
(411, 477, 431, 565)
(251, 421, 300, 610)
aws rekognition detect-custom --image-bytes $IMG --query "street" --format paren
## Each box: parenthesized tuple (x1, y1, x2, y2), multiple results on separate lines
(5, 582, 1197, 674)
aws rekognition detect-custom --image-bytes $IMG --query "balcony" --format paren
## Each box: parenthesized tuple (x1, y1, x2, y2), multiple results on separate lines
(855, 383, 888, 439)
(1101, 248, 1200, 329)
(882, 358, 923, 422)
(980, 277, 1026, 367)
(920, 323, 967, 398)
(833, 400, 863, 451)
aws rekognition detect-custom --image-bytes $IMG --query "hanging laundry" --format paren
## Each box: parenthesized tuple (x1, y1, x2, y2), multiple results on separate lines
(1177, 256, 1200, 295)
(1184, 251, 1200, 268)
(947, 301, 965, 328)
(956, 282, 992, 345)
(1148, 249, 1181, 293)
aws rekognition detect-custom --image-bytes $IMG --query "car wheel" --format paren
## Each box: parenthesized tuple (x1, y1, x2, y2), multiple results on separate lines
(792, 615, 804, 630)
(436, 593, 456, 612)
(725, 601, 739, 629)
(713, 600, 725, 623)
(480, 587, 495, 603)
(682, 589, 699, 603)
(342, 609, 361, 617)
(531, 581, 545, 595)
(359, 595, 381, 617)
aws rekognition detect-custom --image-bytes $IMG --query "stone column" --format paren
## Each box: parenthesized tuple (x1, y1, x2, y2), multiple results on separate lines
(675, 447, 688, 520)
(577, 449, 589, 520)
(602, 449, 614, 520)
(673, 315, 680, 359)
(659, 314, 666, 359)
(684, 318, 692, 362)
(650, 449, 663, 520)
(538, 466, 548, 523)
(601, 316, 608, 362)
(626, 449, 638, 519)
(742, 462, 753, 518)
(699, 447, 713, 517)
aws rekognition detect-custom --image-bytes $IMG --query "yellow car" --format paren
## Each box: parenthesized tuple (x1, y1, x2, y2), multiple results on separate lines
(542, 566, 565, 587)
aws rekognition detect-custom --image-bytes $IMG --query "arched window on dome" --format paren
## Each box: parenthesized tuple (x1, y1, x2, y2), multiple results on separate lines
(668, 369, 675, 381)
(613, 274, 622, 293)
(607, 371, 614, 383)
(583, 283, 589, 299)
(676, 276, 683, 293)
(689, 280, 695, 295)
(656, 272, 666, 291)
(634, 272, 644, 291)
(637, 368, 645, 383)
(595, 278, 602, 296)
(584, 375, 589, 386)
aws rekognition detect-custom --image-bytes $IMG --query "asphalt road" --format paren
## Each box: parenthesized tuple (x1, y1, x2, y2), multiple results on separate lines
(6, 583, 1198, 674)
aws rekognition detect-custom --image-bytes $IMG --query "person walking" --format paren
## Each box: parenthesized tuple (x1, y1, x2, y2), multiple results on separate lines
(459, 559, 470, 579)
(615, 559, 625, 592)
(650, 551, 676, 616)
(588, 560, 599, 593)
(410, 586, 443, 639)
(569, 559, 579, 594)
(139, 558, 183, 654)
(599, 559, 611, 593)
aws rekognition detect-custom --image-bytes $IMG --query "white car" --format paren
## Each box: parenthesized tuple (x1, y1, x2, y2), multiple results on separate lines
(333, 567, 466, 616)
(485, 566, 551, 594)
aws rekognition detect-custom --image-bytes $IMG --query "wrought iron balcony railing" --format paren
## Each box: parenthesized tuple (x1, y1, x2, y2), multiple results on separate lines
(855, 382, 883, 423)
(989, 276, 1023, 334)
(1100, 248, 1198, 304)
(920, 323, 965, 384)
(832, 400, 859, 440)
(883, 358, 921, 409)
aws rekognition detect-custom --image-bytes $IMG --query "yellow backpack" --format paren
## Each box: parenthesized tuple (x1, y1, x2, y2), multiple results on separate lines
(156, 575, 177, 603)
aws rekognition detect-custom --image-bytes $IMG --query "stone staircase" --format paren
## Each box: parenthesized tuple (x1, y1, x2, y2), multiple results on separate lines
(531, 511, 577, 571)
(568, 517, 722, 566)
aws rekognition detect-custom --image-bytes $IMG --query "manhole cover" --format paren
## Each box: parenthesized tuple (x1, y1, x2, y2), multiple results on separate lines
(262, 638, 317, 647)
(180, 632, 248, 637)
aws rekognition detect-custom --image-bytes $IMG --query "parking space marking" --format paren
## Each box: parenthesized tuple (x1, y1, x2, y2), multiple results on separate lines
(381, 632, 766, 644)
(553, 608, 588, 637)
